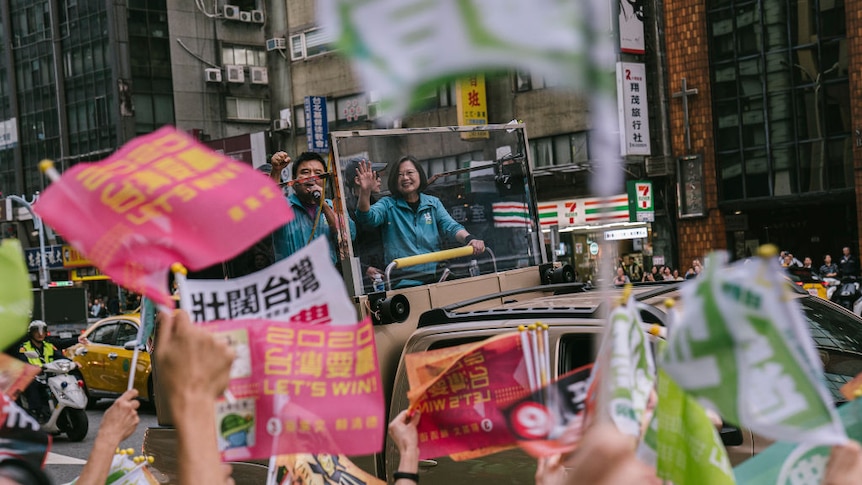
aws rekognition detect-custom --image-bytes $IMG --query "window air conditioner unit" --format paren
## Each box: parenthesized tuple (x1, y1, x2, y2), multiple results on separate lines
(240, 11, 252, 22)
(250, 10, 264, 23)
(367, 102, 379, 121)
(250, 66, 268, 85)
(223, 5, 240, 20)
(225, 65, 245, 83)
(272, 119, 291, 131)
(266, 37, 286, 52)
(204, 68, 222, 83)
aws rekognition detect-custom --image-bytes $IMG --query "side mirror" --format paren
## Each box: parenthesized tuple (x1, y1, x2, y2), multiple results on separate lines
(720, 425, 743, 447)
(123, 340, 140, 350)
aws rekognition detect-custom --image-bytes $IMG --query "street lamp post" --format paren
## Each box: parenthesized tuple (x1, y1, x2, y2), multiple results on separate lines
(7, 194, 49, 321)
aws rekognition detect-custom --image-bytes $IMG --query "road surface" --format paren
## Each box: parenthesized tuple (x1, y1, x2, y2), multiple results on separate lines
(44, 400, 158, 484)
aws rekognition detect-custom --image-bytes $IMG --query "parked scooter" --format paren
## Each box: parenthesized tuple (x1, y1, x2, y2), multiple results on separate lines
(19, 353, 89, 442)
(830, 276, 862, 316)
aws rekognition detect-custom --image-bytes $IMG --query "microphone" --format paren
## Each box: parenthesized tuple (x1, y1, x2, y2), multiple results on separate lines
(312, 190, 322, 201)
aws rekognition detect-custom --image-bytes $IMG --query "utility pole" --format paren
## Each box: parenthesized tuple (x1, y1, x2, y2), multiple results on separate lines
(6, 194, 49, 321)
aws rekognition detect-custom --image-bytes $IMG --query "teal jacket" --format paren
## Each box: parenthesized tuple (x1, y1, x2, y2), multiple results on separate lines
(355, 193, 464, 280)
(274, 193, 355, 265)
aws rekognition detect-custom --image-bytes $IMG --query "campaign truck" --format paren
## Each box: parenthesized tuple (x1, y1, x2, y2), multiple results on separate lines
(142, 124, 578, 483)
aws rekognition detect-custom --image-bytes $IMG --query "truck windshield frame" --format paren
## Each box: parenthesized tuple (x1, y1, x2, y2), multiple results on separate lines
(329, 124, 546, 297)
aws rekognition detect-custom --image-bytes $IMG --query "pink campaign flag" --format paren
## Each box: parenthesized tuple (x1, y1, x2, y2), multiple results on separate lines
(34, 126, 293, 306)
(206, 317, 385, 460)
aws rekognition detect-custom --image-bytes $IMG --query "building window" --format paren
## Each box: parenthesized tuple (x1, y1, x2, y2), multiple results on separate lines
(707, 0, 850, 199)
(530, 132, 591, 168)
(411, 83, 455, 111)
(514, 70, 532, 92)
(425, 151, 483, 181)
(222, 45, 267, 67)
(225, 97, 269, 121)
(289, 28, 335, 61)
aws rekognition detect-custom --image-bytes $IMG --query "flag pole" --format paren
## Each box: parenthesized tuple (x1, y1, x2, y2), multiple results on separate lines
(38, 159, 61, 183)
(540, 322, 551, 386)
(519, 325, 537, 392)
(127, 300, 146, 391)
(126, 263, 183, 392)
(527, 324, 542, 388)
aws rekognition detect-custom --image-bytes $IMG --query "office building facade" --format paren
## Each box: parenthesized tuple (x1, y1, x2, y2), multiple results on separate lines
(663, 0, 858, 266)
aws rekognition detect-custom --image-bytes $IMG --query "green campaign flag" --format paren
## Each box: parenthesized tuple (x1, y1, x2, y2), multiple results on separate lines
(657, 369, 736, 485)
(662, 253, 844, 445)
(0, 239, 33, 349)
(734, 399, 862, 484)
(592, 296, 655, 437)
(318, 0, 607, 116)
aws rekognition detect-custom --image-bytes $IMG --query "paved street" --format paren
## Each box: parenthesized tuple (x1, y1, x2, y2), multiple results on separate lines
(43, 399, 159, 485)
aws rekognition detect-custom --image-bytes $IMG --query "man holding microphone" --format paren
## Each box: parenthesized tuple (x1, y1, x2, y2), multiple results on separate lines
(270, 151, 354, 265)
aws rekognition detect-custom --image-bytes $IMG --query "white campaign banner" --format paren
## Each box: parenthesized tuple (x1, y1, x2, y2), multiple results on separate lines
(662, 253, 845, 445)
(178, 237, 356, 326)
(591, 297, 656, 437)
(318, 0, 601, 116)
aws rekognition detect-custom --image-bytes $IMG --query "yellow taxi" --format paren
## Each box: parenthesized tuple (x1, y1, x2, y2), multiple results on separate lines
(64, 313, 153, 406)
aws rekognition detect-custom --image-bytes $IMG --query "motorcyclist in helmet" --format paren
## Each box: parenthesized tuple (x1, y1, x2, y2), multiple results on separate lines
(17, 320, 57, 420)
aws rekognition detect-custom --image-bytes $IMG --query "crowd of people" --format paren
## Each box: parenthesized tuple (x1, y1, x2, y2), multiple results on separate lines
(613, 256, 696, 286)
(16, 150, 862, 483)
(88, 294, 141, 319)
(613, 245, 862, 288)
(10, 306, 861, 485)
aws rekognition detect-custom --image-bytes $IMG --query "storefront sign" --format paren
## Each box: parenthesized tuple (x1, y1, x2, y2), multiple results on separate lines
(456, 75, 489, 140)
(627, 180, 655, 222)
(304, 96, 329, 153)
(677, 155, 706, 218)
(538, 195, 629, 229)
(616, 63, 651, 156)
(604, 227, 648, 241)
(24, 245, 64, 272)
(619, 3, 645, 54)
(62, 245, 92, 268)
(0, 118, 18, 151)
(71, 266, 110, 281)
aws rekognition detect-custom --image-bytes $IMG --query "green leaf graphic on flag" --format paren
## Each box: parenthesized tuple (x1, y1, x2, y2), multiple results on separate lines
(0, 239, 33, 349)
(662, 253, 844, 445)
(657, 369, 736, 485)
(734, 399, 862, 484)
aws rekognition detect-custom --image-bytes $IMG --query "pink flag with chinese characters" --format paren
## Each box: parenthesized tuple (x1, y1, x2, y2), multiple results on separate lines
(204, 317, 385, 460)
(405, 333, 529, 460)
(34, 126, 293, 306)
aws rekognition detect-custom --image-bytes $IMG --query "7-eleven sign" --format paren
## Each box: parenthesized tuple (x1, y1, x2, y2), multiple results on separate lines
(565, 201, 578, 224)
(627, 180, 655, 222)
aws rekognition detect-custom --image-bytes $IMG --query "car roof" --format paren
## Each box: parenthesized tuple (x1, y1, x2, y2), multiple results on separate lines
(417, 279, 810, 329)
(417, 282, 683, 328)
